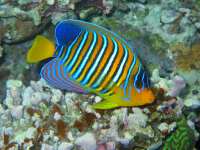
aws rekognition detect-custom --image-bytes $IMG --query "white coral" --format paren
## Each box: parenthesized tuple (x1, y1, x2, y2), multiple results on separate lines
(75, 133, 97, 150)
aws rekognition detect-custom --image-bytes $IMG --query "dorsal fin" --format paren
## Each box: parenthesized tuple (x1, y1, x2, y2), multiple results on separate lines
(55, 19, 131, 48)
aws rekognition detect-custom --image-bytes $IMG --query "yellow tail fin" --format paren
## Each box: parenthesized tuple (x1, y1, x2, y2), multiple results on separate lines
(27, 35, 55, 63)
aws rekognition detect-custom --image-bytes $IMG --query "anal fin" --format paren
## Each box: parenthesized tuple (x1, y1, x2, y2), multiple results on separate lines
(91, 100, 119, 109)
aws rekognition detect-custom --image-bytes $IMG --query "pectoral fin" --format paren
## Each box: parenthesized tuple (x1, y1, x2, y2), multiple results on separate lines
(91, 100, 119, 109)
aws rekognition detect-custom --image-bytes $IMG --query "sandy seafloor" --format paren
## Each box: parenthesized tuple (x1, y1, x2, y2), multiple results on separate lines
(0, 0, 200, 150)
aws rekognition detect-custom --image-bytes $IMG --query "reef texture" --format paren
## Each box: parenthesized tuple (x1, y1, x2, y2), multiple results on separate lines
(163, 118, 195, 150)
(0, 0, 200, 149)
(0, 76, 198, 150)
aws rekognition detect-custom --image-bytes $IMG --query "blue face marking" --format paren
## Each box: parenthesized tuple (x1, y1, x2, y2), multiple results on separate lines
(55, 21, 82, 46)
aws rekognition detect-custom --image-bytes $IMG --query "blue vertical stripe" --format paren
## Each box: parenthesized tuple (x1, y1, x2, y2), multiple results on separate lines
(113, 44, 128, 82)
(66, 31, 89, 72)
(134, 64, 141, 92)
(92, 38, 118, 88)
(61, 31, 82, 64)
(43, 67, 54, 87)
(72, 32, 97, 79)
(57, 60, 83, 91)
(52, 60, 66, 88)
(123, 54, 136, 96)
(141, 72, 145, 90)
(46, 63, 58, 88)
(57, 46, 64, 57)
(40, 66, 51, 85)
(81, 34, 107, 86)
(57, 60, 70, 87)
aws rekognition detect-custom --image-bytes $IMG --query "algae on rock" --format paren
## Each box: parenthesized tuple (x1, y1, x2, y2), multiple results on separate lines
(163, 118, 195, 150)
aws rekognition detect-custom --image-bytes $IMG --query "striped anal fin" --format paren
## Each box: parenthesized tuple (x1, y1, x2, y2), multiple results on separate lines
(40, 58, 88, 94)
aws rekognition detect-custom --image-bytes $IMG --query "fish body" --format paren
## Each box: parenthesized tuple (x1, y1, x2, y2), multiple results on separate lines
(27, 19, 155, 109)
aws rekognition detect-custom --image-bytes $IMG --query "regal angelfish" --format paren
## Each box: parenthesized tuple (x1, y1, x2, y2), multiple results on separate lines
(27, 19, 155, 109)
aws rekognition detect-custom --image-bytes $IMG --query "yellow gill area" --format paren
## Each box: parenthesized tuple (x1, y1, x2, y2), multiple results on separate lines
(27, 35, 55, 63)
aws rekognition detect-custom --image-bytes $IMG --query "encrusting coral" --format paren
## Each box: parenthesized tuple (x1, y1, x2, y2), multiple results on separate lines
(163, 117, 195, 150)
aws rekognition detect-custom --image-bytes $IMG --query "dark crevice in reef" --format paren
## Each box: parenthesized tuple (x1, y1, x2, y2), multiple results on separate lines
(1, 17, 52, 45)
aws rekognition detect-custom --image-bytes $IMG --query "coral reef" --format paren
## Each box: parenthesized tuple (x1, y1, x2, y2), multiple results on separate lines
(0, 79, 154, 149)
(163, 118, 195, 150)
(0, 75, 199, 149)
(171, 42, 200, 71)
(0, 46, 3, 58)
